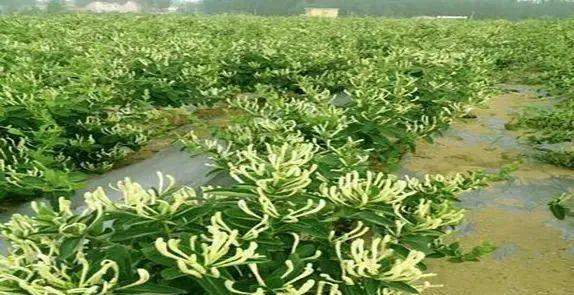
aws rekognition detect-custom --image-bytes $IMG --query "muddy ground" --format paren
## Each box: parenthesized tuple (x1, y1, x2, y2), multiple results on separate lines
(401, 86, 574, 294)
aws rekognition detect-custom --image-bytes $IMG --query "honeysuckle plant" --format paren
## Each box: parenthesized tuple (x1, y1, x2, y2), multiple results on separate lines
(0, 137, 84, 200)
(8, 16, 571, 295)
(0, 140, 497, 294)
(0, 14, 501, 200)
(508, 103, 574, 168)
(4, 15, 574, 200)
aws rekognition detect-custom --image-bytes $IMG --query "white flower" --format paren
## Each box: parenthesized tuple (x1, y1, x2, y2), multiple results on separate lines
(155, 213, 264, 279)
(335, 236, 433, 286)
(320, 171, 416, 208)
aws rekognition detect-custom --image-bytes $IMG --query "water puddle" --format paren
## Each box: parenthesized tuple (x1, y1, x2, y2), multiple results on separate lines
(1, 85, 572, 291)
(0, 145, 214, 221)
(0, 109, 234, 220)
(400, 85, 574, 294)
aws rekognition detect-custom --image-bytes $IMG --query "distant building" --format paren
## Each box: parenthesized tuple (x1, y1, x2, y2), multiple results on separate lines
(79, 1, 141, 13)
(305, 8, 339, 18)
(436, 16, 469, 20)
(412, 16, 469, 20)
(166, 5, 179, 13)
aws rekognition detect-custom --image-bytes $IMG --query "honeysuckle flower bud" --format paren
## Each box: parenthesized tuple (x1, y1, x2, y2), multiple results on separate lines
(207, 211, 270, 241)
(316, 281, 343, 295)
(229, 143, 317, 196)
(224, 280, 266, 295)
(85, 172, 191, 220)
(405, 173, 484, 195)
(320, 171, 416, 208)
(412, 199, 465, 231)
(416, 199, 432, 219)
(382, 250, 436, 282)
(254, 188, 325, 223)
(249, 263, 267, 286)
(0, 250, 149, 294)
(238, 199, 263, 219)
(312, 120, 347, 141)
(155, 216, 264, 279)
(257, 191, 281, 218)
(329, 221, 370, 243)
(289, 233, 300, 254)
(283, 198, 326, 223)
(393, 220, 407, 237)
(227, 263, 318, 295)
(242, 214, 270, 240)
(335, 235, 432, 287)
(276, 279, 315, 295)
(155, 171, 176, 195)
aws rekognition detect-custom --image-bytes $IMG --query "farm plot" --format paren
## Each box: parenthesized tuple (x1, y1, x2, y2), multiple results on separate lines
(0, 15, 573, 295)
(0, 15, 496, 202)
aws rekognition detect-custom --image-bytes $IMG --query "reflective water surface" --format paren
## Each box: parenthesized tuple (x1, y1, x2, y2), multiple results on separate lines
(401, 85, 574, 294)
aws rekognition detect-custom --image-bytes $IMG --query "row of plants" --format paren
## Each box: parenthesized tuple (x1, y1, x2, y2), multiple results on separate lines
(2, 16, 574, 203)
(0, 15, 512, 294)
(0, 16, 572, 294)
(1, 15, 502, 201)
(2, 16, 574, 202)
(0, 87, 507, 294)
(393, 20, 574, 170)
(476, 20, 574, 168)
(0, 142, 503, 294)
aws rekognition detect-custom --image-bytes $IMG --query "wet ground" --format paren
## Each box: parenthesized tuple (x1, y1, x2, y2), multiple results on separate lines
(1, 85, 572, 292)
(0, 108, 232, 222)
(401, 85, 574, 294)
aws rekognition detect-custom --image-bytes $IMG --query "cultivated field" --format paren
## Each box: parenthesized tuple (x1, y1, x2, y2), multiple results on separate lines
(0, 15, 572, 294)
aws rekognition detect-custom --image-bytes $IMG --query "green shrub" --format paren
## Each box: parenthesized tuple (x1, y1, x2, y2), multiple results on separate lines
(0, 141, 495, 294)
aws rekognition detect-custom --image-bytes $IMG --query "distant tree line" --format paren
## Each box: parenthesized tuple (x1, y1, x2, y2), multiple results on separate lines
(200, 0, 574, 19)
(0, 0, 174, 13)
(0, 0, 36, 11)
(2, 0, 574, 18)
(74, 0, 173, 9)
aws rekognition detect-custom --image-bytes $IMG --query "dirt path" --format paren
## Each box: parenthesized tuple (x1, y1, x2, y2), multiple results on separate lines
(401, 86, 574, 295)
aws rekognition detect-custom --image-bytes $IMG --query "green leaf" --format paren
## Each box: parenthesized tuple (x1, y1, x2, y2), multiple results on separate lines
(265, 276, 285, 289)
(549, 202, 567, 220)
(364, 279, 381, 295)
(340, 284, 367, 295)
(282, 219, 330, 239)
(111, 222, 163, 242)
(197, 277, 231, 295)
(402, 235, 436, 254)
(294, 244, 317, 258)
(381, 281, 420, 294)
(116, 283, 187, 294)
(105, 245, 133, 280)
(161, 268, 187, 281)
(352, 210, 394, 227)
(172, 203, 216, 221)
(59, 237, 83, 261)
(142, 247, 177, 267)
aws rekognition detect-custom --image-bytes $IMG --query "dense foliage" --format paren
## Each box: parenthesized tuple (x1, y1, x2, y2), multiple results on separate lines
(2, 16, 573, 201)
(0, 15, 501, 201)
(0, 154, 499, 294)
(486, 21, 574, 168)
(0, 15, 573, 294)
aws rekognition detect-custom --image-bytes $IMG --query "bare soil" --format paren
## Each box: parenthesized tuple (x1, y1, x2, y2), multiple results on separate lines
(403, 91, 574, 295)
